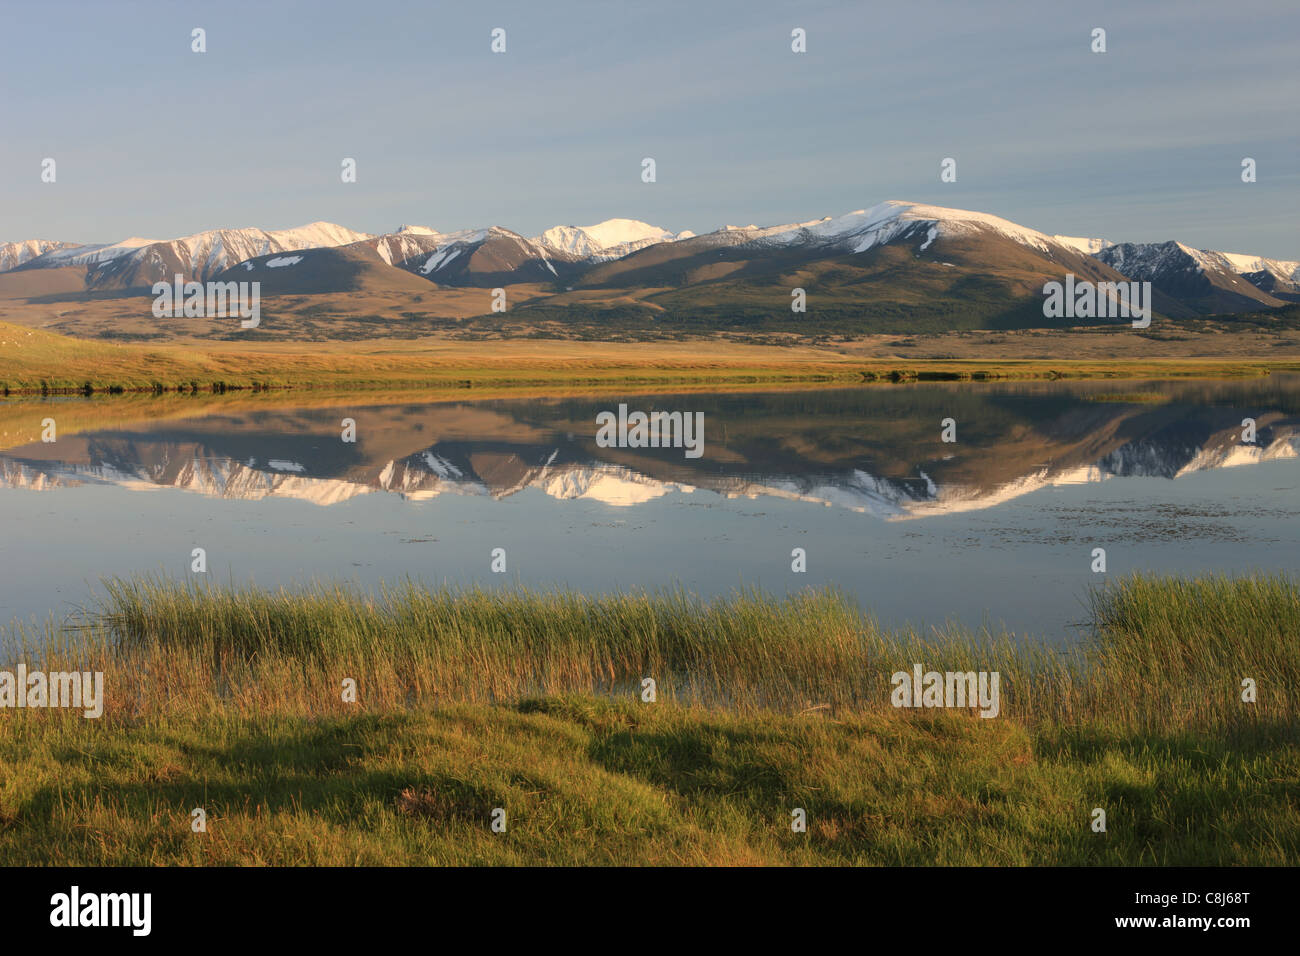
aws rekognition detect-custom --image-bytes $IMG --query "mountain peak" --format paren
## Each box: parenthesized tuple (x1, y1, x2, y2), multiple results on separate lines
(534, 218, 683, 260)
(715, 200, 1068, 257)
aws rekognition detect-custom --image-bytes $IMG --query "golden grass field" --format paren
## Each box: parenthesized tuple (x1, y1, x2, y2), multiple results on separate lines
(3, 318, 1298, 395)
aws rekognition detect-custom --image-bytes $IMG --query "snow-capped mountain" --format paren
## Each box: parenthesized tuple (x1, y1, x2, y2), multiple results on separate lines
(574, 199, 1138, 325)
(8, 203, 1294, 288)
(219, 224, 585, 292)
(583, 200, 1133, 283)
(0, 239, 81, 272)
(17, 236, 164, 270)
(14, 221, 373, 290)
(3, 201, 1294, 322)
(1094, 241, 1293, 311)
(1211, 251, 1300, 285)
(534, 219, 693, 261)
(695, 201, 1089, 257)
(1098, 242, 1300, 286)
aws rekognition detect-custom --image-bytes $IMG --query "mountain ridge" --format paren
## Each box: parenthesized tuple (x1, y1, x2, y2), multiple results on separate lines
(5, 202, 1296, 328)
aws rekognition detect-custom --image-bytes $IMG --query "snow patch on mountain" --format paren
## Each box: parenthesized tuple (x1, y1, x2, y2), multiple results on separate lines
(420, 246, 462, 274)
(367, 233, 440, 267)
(422, 452, 463, 479)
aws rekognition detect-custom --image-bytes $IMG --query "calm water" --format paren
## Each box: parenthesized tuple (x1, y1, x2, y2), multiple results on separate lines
(3, 376, 1300, 640)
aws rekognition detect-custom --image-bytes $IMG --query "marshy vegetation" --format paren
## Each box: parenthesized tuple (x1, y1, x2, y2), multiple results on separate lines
(0, 574, 1296, 865)
(23, 573, 1292, 729)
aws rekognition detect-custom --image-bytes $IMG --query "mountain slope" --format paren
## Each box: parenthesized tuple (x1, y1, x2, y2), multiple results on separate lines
(213, 243, 440, 297)
(406, 227, 583, 287)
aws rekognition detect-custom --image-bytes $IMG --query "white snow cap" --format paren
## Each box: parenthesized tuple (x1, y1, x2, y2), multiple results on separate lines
(534, 218, 691, 260)
(1053, 236, 1114, 255)
(0, 239, 80, 271)
(9, 204, 1294, 282)
(27, 221, 371, 276)
(736, 201, 1078, 255)
(1198, 248, 1300, 283)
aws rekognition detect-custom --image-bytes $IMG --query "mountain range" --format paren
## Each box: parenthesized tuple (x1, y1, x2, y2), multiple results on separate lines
(3, 201, 1297, 332)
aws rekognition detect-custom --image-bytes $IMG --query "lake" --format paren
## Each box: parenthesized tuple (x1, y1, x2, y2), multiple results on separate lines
(3, 376, 1299, 640)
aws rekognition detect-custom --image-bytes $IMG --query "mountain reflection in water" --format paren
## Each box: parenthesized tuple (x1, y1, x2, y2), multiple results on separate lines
(2, 379, 1298, 520)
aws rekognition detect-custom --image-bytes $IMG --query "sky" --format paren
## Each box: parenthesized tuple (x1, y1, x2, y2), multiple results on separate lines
(1, 0, 1297, 258)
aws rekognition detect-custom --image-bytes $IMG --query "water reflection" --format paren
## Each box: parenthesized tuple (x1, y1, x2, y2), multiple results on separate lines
(3, 378, 1298, 520)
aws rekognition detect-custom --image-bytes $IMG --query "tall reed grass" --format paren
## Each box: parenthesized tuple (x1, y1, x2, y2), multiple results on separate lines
(5, 572, 1293, 732)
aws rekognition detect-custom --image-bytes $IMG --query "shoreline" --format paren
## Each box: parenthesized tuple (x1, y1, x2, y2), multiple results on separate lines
(2, 357, 1289, 397)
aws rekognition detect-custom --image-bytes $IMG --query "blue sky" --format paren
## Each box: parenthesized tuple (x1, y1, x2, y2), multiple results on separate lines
(2, 0, 1296, 257)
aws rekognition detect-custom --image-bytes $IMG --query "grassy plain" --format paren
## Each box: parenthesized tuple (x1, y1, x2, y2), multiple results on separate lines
(1, 319, 1296, 395)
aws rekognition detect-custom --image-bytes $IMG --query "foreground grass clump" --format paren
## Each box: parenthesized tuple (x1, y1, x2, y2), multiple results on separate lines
(0, 698, 1294, 866)
(0, 574, 1296, 865)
